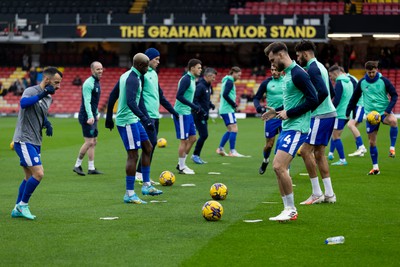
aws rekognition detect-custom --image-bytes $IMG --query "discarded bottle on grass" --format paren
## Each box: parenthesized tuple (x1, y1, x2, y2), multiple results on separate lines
(325, 236, 345, 245)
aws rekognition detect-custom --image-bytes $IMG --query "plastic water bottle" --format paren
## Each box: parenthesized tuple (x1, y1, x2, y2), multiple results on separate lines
(325, 236, 345, 245)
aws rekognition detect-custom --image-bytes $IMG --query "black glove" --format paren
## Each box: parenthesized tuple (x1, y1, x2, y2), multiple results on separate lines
(256, 106, 266, 114)
(210, 103, 215, 110)
(143, 118, 155, 132)
(38, 85, 55, 100)
(44, 85, 55, 95)
(43, 119, 53, 136)
(105, 118, 114, 131)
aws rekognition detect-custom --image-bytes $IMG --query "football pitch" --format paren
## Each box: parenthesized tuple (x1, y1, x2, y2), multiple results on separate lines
(0, 116, 399, 266)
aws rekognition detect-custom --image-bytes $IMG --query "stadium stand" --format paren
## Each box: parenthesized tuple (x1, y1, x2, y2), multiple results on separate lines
(2, 66, 400, 115)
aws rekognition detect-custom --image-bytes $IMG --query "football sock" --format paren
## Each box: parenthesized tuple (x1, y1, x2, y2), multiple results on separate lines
(373, 164, 379, 170)
(88, 160, 95, 171)
(334, 139, 345, 160)
(286, 193, 294, 209)
(329, 139, 336, 153)
(355, 136, 364, 148)
(390, 126, 398, 147)
(322, 177, 334, 196)
(21, 176, 40, 203)
(263, 147, 272, 161)
(16, 179, 27, 204)
(282, 196, 287, 208)
(229, 132, 237, 150)
(310, 177, 323, 196)
(126, 175, 135, 191)
(219, 131, 230, 148)
(370, 145, 378, 164)
(75, 158, 83, 168)
(178, 157, 185, 169)
(141, 166, 150, 183)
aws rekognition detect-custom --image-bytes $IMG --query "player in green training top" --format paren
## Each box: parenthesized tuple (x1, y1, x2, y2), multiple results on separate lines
(262, 42, 318, 222)
(346, 61, 398, 175)
(327, 65, 354, 166)
(173, 58, 204, 175)
(73, 61, 104, 176)
(295, 40, 337, 206)
(253, 65, 284, 174)
(216, 66, 245, 157)
(135, 48, 179, 183)
(105, 53, 163, 204)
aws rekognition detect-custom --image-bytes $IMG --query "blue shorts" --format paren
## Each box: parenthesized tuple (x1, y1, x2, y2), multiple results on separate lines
(173, 114, 196, 140)
(14, 142, 42, 167)
(220, 113, 237, 126)
(117, 122, 148, 151)
(334, 118, 348, 130)
(277, 130, 308, 157)
(352, 106, 364, 123)
(81, 120, 98, 138)
(366, 114, 387, 134)
(305, 117, 335, 146)
(264, 118, 282, 138)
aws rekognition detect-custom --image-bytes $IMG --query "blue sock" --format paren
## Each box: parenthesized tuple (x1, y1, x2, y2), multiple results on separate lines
(334, 139, 345, 159)
(141, 166, 150, 183)
(355, 136, 363, 148)
(329, 139, 336, 153)
(390, 126, 398, 147)
(16, 179, 27, 204)
(21, 176, 40, 204)
(219, 131, 230, 148)
(229, 132, 237, 150)
(126, 176, 135, 190)
(263, 148, 272, 160)
(370, 146, 378, 165)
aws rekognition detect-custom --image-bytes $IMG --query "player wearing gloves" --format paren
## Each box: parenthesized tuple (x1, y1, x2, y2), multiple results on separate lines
(11, 66, 62, 220)
(105, 53, 162, 204)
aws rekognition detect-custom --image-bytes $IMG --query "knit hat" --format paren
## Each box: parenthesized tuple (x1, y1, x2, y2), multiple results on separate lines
(145, 48, 160, 60)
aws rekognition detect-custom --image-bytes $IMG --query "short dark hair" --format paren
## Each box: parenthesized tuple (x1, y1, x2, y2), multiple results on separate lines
(328, 65, 341, 73)
(229, 66, 241, 75)
(188, 58, 202, 70)
(204, 67, 217, 76)
(365, 61, 379, 70)
(294, 40, 316, 53)
(264, 42, 288, 56)
(43, 67, 63, 78)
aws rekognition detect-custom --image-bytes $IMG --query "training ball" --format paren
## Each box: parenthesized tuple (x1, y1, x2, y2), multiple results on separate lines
(10, 141, 14, 150)
(159, 170, 175, 186)
(202, 200, 224, 221)
(367, 111, 381, 125)
(157, 138, 167, 148)
(210, 183, 228, 200)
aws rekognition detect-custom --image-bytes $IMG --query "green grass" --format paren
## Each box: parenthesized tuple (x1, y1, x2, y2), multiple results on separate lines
(0, 116, 399, 266)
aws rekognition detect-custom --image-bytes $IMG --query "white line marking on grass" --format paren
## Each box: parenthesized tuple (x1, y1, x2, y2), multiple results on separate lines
(243, 219, 263, 223)
(262, 201, 279, 204)
(100, 217, 119, 220)
(181, 184, 196, 187)
(150, 200, 168, 203)
(208, 172, 221, 175)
